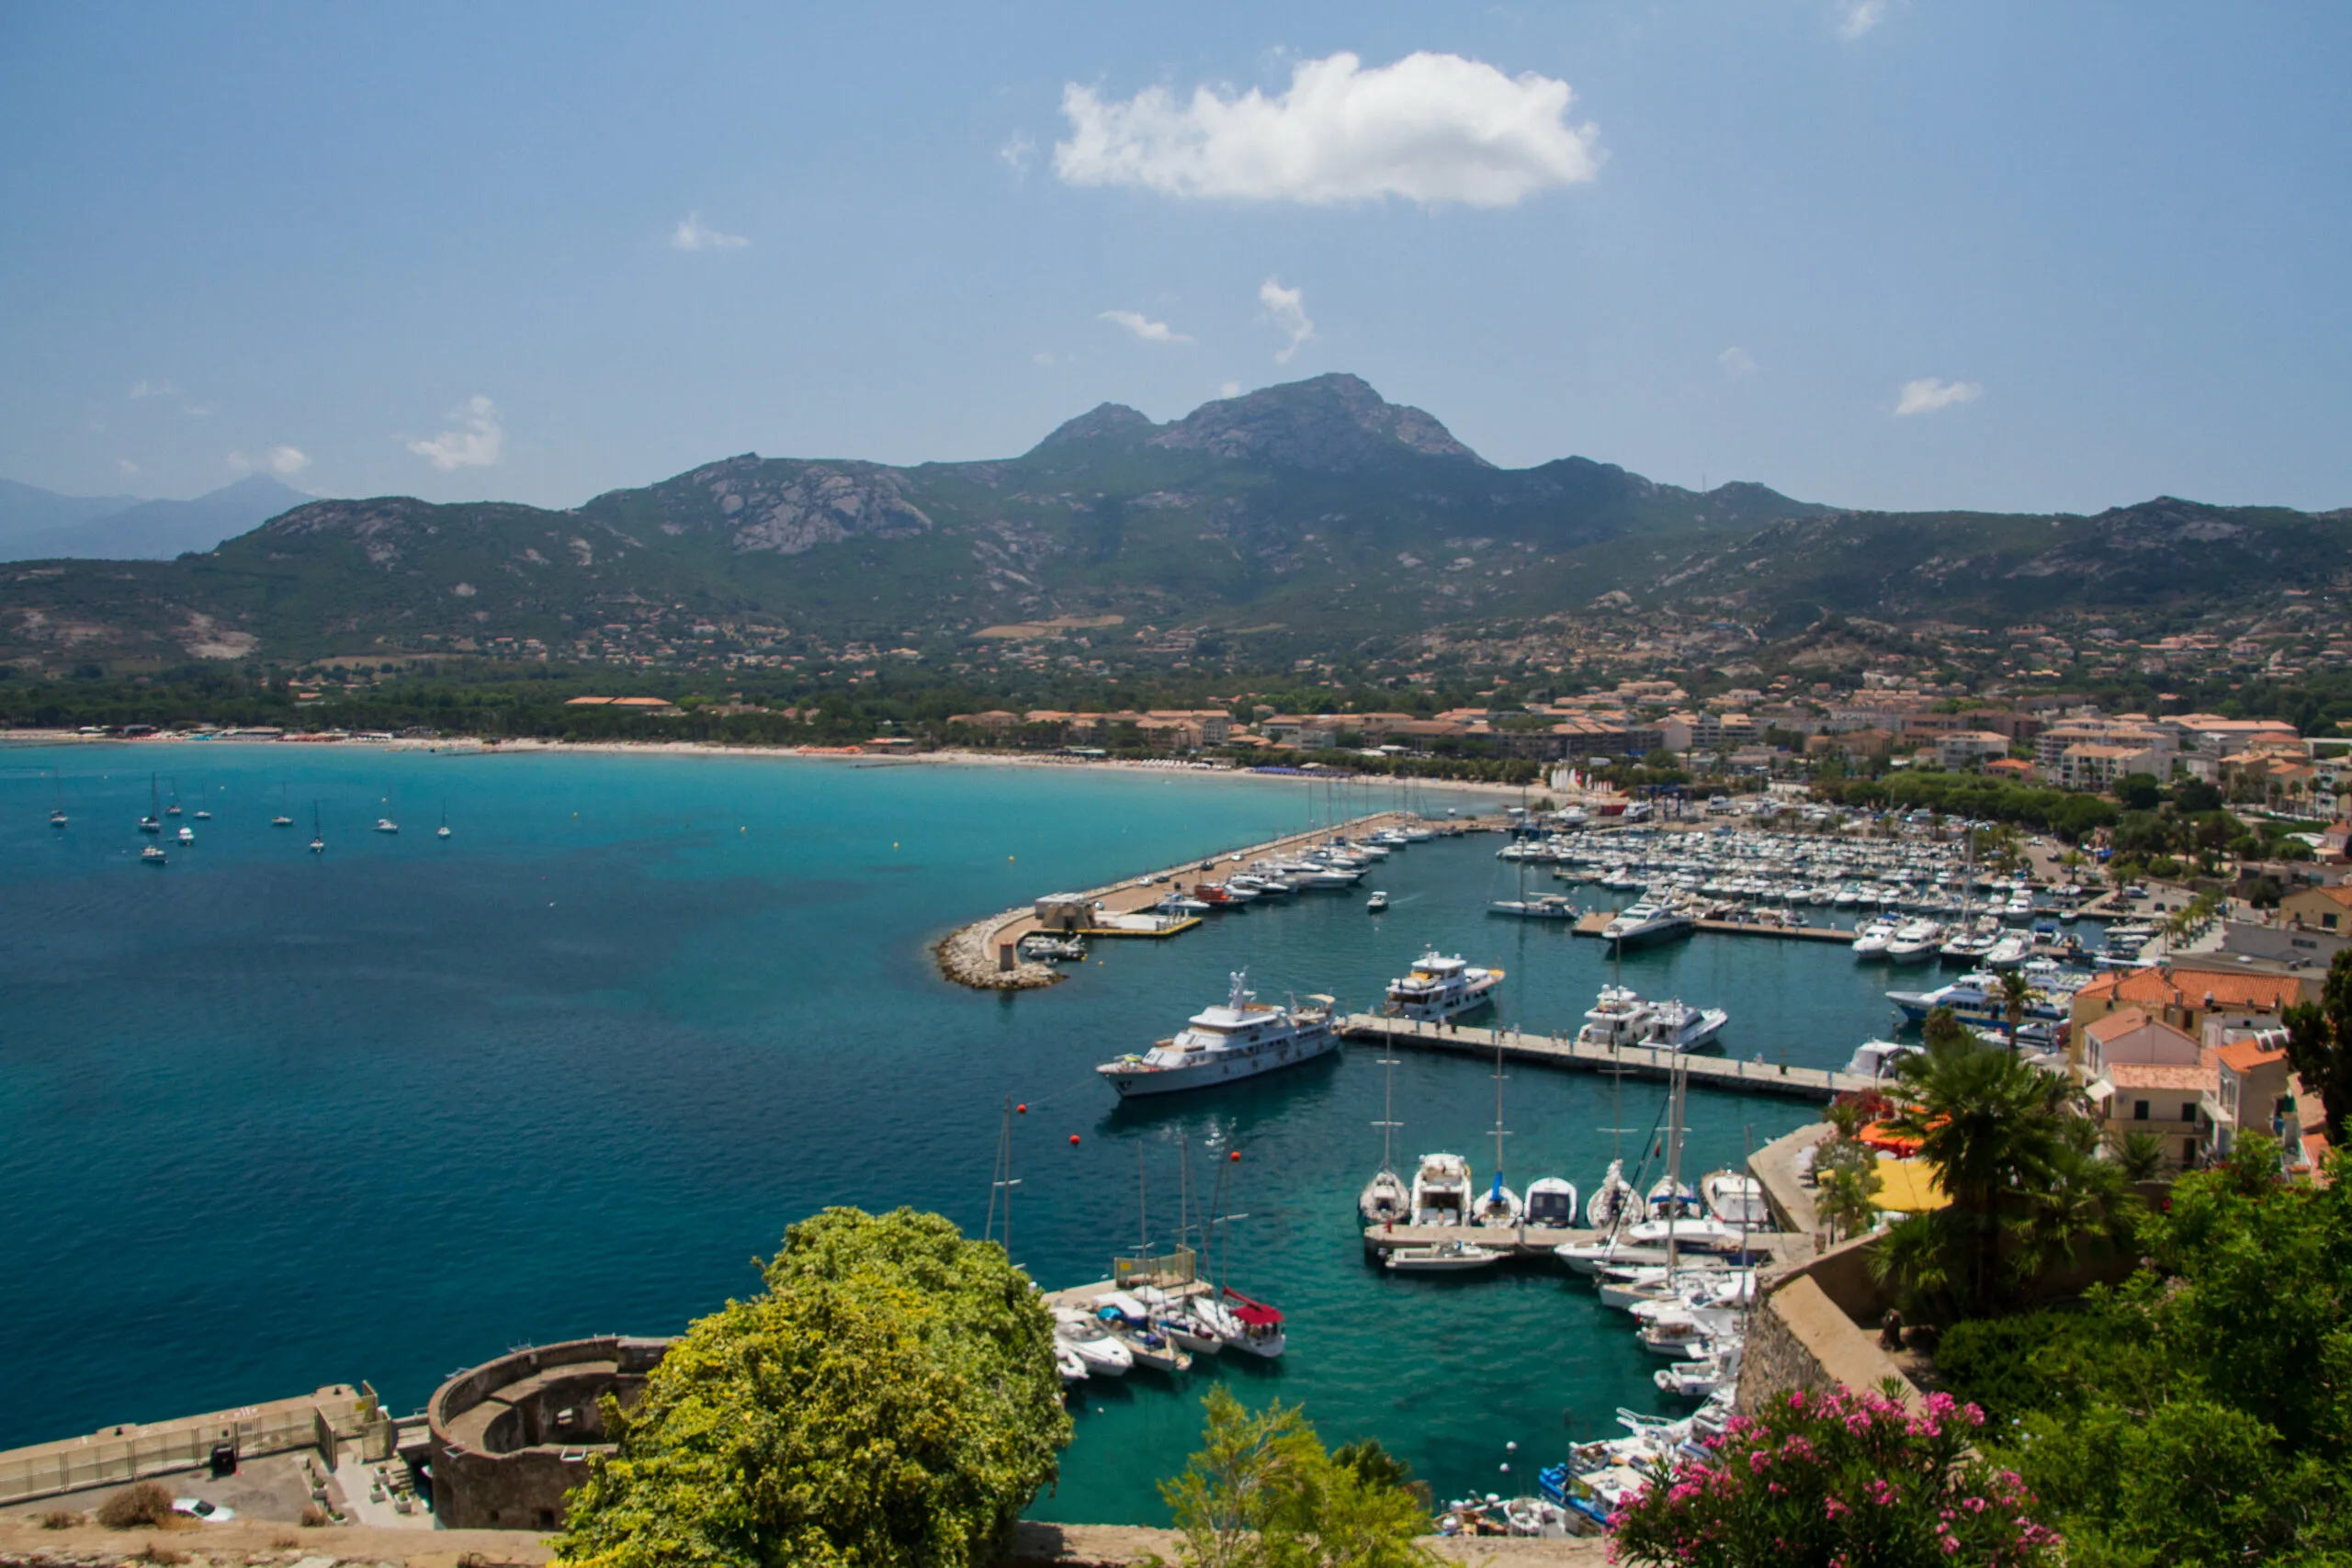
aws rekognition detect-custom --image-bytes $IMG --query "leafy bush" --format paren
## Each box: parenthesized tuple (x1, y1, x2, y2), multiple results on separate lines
(95, 1482, 177, 1529)
(37, 1509, 81, 1529)
(1611, 1384, 2059, 1567)
(555, 1207, 1069, 1568)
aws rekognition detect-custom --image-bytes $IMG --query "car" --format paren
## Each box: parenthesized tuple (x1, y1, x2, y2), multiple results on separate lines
(173, 1498, 236, 1523)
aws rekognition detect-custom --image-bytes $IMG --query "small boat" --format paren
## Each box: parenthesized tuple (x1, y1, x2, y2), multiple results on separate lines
(1360, 1043, 1409, 1225)
(1846, 1039, 1921, 1082)
(1216, 1289, 1286, 1358)
(1656, 1345, 1741, 1399)
(1645, 1177, 1700, 1219)
(374, 818, 399, 835)
(437, 804, 452, 840)
(1523, 1176, 1580, 1229)
(1091, 1295, 1193, 1374)
(1384, 1238, 1504, 1273)
(1019, 932, 1088, 963)
(1600, 901, 1693, 948)
(140, 773, 163, 834)
(1701, 1171, 1772, 1231)
(1469, 1171, 1523, 1228)
(1585, 1159, 1635, 1230)
(1053, 1310, 1132, 1376)
(308, 801, 324, 855)
(140, 844, 168, 866)
(272, 783, 293, 829)
(50, 808, 67, 829)
(1488, 893, 1579, 919)
(1056, 1345, 1090, 1384)
(1851, 919, 1894, 959)
(1366, 891, 1388, 913)
(49, 770, 67, 828)
(1409, 1152, 1474, 1226)
(175, 826, 195, 846)
(193, 808, 211, 820)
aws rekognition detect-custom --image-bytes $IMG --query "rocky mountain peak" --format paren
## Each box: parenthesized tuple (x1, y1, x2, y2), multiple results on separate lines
(1028, 402, 1159, 455)
(1146, 373, 1487, 471)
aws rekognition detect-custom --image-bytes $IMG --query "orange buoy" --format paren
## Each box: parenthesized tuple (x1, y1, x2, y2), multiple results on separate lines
(1016, 1103, 1028, 1114)
(1069, 1134, 1081, 1146)
(1229, 1150, 1241, 1162)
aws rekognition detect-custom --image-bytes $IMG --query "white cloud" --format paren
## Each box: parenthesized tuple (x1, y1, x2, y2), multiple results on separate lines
(266, 445, 311, 475)
(128, 378, 178, 400)
(225, 450, 251, 473)
(406, 395, 505, 469)
(1054, 51, 1602, 207)
(1219, 380, 1242, 399)
(670, 212, 750, 252)
(1894, 377, 1982, 417)
(181, 404, 211, 418)
(116, 457, 141, 478)
(1098, 309, 1192, 344)
(1718, 346, 1758, 378)
(1836, 0, 1888, 39)
(1259, 278, 1315, 363)
(999, 131, 1037, 177)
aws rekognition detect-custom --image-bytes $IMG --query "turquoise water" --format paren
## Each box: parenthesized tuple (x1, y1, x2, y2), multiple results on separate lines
(0, 748, 1898, 1521)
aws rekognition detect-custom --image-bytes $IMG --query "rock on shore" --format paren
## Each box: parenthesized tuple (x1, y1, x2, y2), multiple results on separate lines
(934, 909, 1063, 990)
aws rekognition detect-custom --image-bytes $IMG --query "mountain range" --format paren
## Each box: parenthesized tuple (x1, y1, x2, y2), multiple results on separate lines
(0, 374, 2345, 672)
(0, 474, 311, 564)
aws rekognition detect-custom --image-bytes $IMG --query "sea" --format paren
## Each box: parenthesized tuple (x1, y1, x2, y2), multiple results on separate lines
(2, 745, 1927, 1521)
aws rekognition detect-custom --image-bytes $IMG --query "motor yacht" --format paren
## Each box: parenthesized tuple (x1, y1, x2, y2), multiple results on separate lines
(1053, 1310, 1133, 1376)
(1489, 892, 1579, 919)
(1365, 891, 1388, 913)
(1574, 985, 1650, 1049)
(1636, 998, 1729, 1053)
(374, 818, 399, 835)
(1850, 920, 1895, 960)
(140, 844, 167, 866)
(1885, 919, 1942, 964)
(1701, 1171, 1771, 1231)
(1601, 901, 1693, 948)
(1409, 1152, 1474, 1226)
(1847, 1038, 1923, 1081)
(1097, 972, 1337, 1098)
(1384, 951, 1502, 1023)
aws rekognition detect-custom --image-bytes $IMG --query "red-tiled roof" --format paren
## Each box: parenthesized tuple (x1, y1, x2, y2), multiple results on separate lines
(2217, 1039, 2290, 1075)
(2075, 967, 2306, 1011)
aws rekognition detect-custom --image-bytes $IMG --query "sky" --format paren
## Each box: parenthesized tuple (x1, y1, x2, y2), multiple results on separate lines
(2, 1, 2347, 516)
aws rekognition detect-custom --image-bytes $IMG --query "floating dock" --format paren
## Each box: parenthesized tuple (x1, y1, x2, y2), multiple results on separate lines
(1359, 1222, 1812, 1264)
(1334, 1014, 1870, 1100)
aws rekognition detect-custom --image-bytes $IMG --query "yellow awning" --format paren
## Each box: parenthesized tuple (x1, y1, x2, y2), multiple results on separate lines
(1871, 1156, 1951, 1213)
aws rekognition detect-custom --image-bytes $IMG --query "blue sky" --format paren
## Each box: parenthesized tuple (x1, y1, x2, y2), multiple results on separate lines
(2, 1, 2346, 515)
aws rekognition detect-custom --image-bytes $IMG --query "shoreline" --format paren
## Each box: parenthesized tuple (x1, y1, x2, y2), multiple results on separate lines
(0, 730, 1540, 800)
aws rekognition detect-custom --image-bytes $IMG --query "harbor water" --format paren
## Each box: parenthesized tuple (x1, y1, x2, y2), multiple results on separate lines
(2, 748, 1921, 1522)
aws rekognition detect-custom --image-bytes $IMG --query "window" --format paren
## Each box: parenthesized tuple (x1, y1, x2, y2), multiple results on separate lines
(2184, 1139, 2198, 1165)
(2133, 1100, 2150, 1122)
(2324, 912, 2340, 931)
(2181, 1101, 2198, 1123)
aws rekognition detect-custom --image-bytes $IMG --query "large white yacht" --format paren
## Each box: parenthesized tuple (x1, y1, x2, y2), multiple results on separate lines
(1601, 901, 1693, 948)
(1096, 973, 1336, 1098)
(1408, 1152, 1474, 1226)
(1383, 951, 1502, 1022)
(1637, 998, 1730, 1053)
(1575, 985, 1651, 1048)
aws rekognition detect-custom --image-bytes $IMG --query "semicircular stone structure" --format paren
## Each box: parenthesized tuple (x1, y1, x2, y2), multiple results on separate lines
(426, 1336, 670, 1530)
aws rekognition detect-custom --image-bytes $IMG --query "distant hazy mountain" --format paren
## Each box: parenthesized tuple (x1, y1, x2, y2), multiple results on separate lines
(0, 478, 142, 548)
(0, 474, 312, 562)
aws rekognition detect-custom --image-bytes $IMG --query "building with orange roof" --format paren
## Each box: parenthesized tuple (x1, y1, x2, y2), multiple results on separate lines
(2204, 1032, 2300, 1172)
(2089, 1058, 2217, 1172)
(2282, 884, 2352, 935)
(2069, 963, 2312, 1063)
(2081, 1007, 2200, 1075)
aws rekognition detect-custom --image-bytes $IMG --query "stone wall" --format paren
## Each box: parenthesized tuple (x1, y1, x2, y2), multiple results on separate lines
(1736, 1274, 1921, 1417)
(427, 1336, 670, 1530)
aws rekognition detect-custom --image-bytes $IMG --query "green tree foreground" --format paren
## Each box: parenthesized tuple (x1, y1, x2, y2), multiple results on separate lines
(554, 1207, 1069, 1568)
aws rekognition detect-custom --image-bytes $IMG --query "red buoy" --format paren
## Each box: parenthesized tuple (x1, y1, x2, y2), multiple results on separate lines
(1229, 1150, 1241, 1162)
(1069, 1134, 1081, 1146)
(1016, 1103, 1028, 1114)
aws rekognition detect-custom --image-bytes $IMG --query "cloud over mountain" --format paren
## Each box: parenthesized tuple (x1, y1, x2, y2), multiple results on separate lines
(1053, 51, 1601, 207)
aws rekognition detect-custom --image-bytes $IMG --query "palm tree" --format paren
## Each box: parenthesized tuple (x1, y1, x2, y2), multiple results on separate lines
(1817, 1162, 1883, 1244)
(2108, 1129, 2167, 1182)
(1883, 1037, 2067, 1317)
(1997, 970, 2033, 1050)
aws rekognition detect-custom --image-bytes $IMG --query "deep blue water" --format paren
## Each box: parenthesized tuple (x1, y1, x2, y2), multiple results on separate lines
(1, 747, 1904, 1521)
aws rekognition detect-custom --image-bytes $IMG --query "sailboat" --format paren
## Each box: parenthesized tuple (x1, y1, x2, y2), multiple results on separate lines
(164, 780, 182, 818)
(437, 803, 452, 840)
(50, 770, 67, 829)
(308, 802, 325, 854)
(1489, 793, 1577, 919)
(1358, 1047, 1408, 1224)
(139, 773, 162, 834)
(1470, 1039, 1523, 1227)
(271, 783, 293, 829)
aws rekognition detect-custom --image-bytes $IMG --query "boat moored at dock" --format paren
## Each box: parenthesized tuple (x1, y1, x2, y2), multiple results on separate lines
(1097, 972, 1336, 1098)
(1384, 951, 1502, 1023)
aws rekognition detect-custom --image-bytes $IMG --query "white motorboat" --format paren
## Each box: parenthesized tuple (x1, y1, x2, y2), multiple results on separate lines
(1556, 1238, 1680, 1277)
(1489, 893, 1579, 919)
(1523, 1176, 1580, 1229)
(140, 843, 168, 866)
(1056, 1345, 1090, 1383)
(1585, 1160, 1636, 1231)
(1637, 998, 1728, 1053)
(1384, 951, 1503, 1023)
(1656, 1345, 1741, 1399)
(1384, 1238, 1505, 1273)
(1701, 1171, 1772, 1231)
(374, 818, 399, 835)
(175, 826, 194, 845)
(1624, 1216, 1749, 1253)
(1846, 1038, 1922, 1082)
(1575, 985, 1650, 1048)
(1097, 972, 1337, 1098)
(1053, 1310, 1132, 1375)
(1409, 1152, 1474, 1226)
(1366, 891, 1388, 913)
(1850, 919, 1895, 959)
(1885, 919, 1942, 964)
(1601, 901, 1692, 948)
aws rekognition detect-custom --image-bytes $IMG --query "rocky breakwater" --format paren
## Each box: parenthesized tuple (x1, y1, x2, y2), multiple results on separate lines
(934, 908, 1063, 991)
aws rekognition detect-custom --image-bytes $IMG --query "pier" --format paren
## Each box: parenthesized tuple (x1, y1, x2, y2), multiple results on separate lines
(1570, 911, 1858, 945)
(1358, 1222, 1815, 1266)
(1333, 1013, 1871, 1100)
